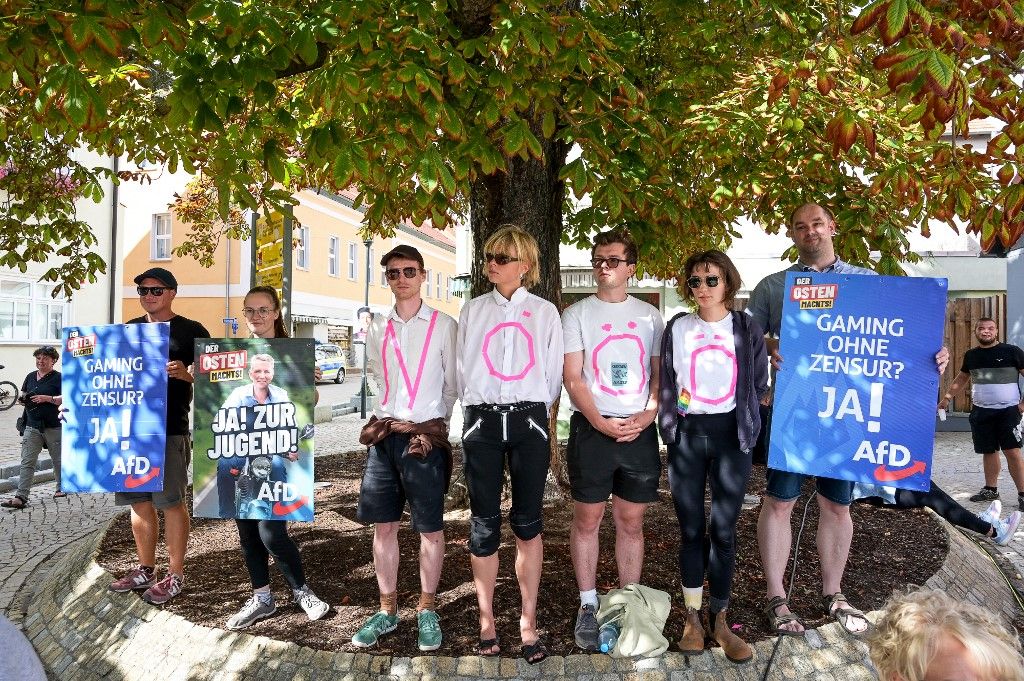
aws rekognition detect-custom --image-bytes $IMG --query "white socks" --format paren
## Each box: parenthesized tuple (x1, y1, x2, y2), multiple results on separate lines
(254, 585, 272, 604)
(580, 589, 598, 608)
(683, 587, 703, 611)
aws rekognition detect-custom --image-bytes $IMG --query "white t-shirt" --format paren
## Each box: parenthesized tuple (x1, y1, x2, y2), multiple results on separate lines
(562, 295, 664, 417)
(670, 314, 737, 415)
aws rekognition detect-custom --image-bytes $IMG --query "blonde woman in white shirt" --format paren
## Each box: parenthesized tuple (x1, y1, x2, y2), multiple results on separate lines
(457, 225, 563, 664)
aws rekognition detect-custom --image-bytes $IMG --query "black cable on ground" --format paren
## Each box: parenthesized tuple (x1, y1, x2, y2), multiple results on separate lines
(760, 494, 815, 681)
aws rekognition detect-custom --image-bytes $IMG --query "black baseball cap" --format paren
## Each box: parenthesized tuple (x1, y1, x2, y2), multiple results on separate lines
(380, 244, 424, 269)
(134, 267, 178, 289)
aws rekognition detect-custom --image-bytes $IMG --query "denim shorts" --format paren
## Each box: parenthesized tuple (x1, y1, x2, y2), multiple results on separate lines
(765, 467, 854, 506)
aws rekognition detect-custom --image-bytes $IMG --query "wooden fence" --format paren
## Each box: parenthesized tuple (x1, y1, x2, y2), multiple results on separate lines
(942, 294, 1007, 412)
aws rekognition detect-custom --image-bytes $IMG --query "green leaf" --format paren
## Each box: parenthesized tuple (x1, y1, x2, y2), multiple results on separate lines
(541, 110, 556, 139)
(924, 50, 955, 95)
(62, 68, 96, 126)
(883, 0, 910, 42)
(296, 28, 319, 66)
(502, 119, 525, 156)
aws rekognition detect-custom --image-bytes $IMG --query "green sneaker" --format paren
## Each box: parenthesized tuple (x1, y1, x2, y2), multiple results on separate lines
(351, 611, 398, 648)
(417, 609, 442, 651)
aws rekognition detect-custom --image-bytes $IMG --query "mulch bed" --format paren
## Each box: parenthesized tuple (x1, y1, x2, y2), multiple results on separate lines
(97, 447, 949, 658)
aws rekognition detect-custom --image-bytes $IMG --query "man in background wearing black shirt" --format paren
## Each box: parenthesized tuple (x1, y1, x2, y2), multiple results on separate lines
(939, 317, 1024, 509)
(108, 267, 210, 604)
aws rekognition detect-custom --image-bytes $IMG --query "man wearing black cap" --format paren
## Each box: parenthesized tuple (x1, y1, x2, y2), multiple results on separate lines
(108, 267, 211, 604)
(351, 244, 457, 652)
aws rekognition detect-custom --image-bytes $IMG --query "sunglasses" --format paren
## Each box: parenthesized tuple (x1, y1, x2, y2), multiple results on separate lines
(686, 275, 720, 289)
(385, 266, 421, 281)
(485, 252, 520, 266)
(591, 257, 634, 269)
(137, 286, 168, 296)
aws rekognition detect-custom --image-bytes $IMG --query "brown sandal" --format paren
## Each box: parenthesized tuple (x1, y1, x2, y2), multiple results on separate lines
(764, 596, 805, 637)
(822, 592, 870, 637)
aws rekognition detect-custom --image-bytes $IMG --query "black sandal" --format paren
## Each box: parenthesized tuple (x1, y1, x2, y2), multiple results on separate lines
(477, 636, 500, 657)
(520, 639, 548, 665)
(1, 496, 28, 509)
(764, 596, 805, 637)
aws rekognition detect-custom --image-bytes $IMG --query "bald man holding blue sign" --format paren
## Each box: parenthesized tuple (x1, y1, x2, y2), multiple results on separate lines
(748, 203, 949, 638)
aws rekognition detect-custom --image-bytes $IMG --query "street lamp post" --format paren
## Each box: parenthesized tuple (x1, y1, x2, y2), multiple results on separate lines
(360, 237, 373, 419)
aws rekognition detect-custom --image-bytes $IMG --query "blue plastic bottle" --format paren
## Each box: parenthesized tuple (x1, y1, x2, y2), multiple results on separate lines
(598, 621, 620, 654)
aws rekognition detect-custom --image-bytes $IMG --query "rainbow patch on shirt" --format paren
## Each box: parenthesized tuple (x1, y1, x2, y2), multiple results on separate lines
(677, 388, 691, 416)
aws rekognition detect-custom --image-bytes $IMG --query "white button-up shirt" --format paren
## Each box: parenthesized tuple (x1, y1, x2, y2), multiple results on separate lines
(457, 287, 563, 409)
(366, 302, 458, 424)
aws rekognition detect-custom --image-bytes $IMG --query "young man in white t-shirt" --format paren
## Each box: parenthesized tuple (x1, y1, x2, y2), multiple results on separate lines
(562, 230, 664, 651)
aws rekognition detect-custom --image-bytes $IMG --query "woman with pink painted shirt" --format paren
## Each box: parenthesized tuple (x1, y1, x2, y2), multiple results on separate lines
(657, 250, 768, 663)
(456, 225, 563, 664)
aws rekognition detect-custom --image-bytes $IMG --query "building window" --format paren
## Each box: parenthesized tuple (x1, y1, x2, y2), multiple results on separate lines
(295, 226, 310, 269)
(0, 279, 67, 342)
(348, 242, 357, 280)
(425, 268, 432, 297)
(151, 214, 171, 260)
(446, 276, 451, 301)
(327, 236, 339, 277)
(436, 272, 442, 300)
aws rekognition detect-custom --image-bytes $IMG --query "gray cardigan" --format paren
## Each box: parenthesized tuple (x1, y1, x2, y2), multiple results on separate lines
(657, 310, 769, 451)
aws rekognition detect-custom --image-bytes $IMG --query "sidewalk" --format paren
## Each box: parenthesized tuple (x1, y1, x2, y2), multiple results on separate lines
(1, 413, 1021, 680)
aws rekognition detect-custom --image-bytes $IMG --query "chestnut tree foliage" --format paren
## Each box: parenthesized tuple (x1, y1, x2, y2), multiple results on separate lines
(3, 0, 1024, 301)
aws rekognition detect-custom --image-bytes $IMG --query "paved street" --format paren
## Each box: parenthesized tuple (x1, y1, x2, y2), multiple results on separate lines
(1, 410, 1022, 679)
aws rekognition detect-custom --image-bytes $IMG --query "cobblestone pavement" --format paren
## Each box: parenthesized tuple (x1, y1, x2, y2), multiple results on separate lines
(2, 412, 1022, 680)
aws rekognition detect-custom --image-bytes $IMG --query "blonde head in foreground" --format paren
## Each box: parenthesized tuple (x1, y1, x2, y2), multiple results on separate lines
(867, 588, 1024, 681)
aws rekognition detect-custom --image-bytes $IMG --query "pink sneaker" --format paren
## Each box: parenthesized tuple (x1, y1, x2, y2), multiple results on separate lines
(109, 566, 156, 593)
(142, 573, 183, 604)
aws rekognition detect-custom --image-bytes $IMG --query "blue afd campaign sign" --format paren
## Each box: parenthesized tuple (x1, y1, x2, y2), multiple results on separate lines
(768, 272, 946, 491)
(61, 323, 170, 493)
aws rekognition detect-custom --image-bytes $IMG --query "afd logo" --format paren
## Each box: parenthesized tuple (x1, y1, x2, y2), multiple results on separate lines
(256, 480, 310, 517)
(112, 456, 161, 488)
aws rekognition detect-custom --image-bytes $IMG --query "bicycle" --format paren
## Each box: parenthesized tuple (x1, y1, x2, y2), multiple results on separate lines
(0, 366, 19, 411)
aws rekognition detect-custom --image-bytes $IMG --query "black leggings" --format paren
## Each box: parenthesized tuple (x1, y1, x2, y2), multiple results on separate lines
(236, 519, 306, 590)
(859, 483, 991, 536)
(667, 410, 751, 609)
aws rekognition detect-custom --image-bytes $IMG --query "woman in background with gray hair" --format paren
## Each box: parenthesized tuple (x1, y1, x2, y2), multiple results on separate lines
(2, 346, 63, 509)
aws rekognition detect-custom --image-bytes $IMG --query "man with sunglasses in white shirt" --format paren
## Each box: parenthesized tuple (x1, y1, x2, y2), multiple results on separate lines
(351, 244, 458, 652)
(109, 267, 210, 605)
(562, 229, 664, 650)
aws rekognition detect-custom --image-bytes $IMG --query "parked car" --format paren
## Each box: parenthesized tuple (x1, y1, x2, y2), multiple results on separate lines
(315, 344, 347, 384)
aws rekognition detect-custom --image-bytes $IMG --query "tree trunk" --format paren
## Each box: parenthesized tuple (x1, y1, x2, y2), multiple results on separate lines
(468, 128, 567, 308)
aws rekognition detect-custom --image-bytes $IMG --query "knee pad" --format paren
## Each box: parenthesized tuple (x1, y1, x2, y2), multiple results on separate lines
(469, 515, 502, 557)
(510, 515, 543, 542)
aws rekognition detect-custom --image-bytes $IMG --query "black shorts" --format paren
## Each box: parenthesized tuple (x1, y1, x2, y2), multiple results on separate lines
(566, 411, 660, 504)
(357, 433, 446, 533)
(463, 403, 550, 546)
(970, 405, 1024, 453)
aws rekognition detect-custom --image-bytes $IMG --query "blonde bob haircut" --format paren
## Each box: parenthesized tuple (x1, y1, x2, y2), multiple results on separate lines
(483, 224, 540, 289)
(867, 588, 1024, 681)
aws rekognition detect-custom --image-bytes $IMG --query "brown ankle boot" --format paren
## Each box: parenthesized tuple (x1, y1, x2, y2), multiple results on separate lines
(711, 609, 752, 664)
(677, 607, 705, 655)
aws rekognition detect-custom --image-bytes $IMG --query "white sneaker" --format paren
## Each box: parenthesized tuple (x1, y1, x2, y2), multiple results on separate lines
(227, 594, 276, 630)
(993, 511, 1022, 546)
(294, 586, 329, 621)
(978, 499, 1002, 525)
